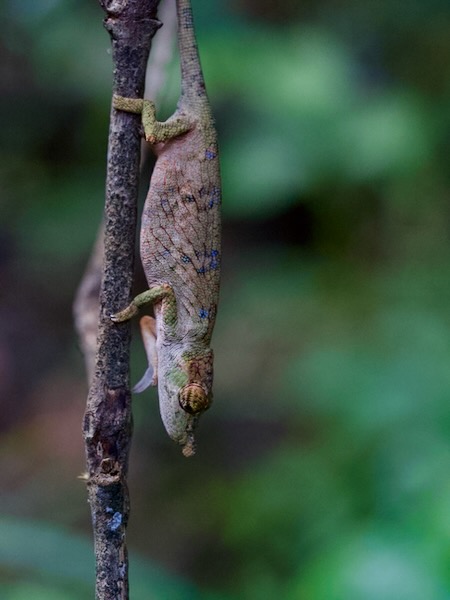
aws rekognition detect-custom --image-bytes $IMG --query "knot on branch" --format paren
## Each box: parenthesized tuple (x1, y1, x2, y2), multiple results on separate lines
(100, 0, 162, 43)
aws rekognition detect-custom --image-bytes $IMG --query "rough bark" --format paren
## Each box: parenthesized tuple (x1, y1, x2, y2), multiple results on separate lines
(81, 2, 161, 599)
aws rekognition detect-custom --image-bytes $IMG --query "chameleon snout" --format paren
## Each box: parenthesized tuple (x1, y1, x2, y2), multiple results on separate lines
(178, 383, 211, 414)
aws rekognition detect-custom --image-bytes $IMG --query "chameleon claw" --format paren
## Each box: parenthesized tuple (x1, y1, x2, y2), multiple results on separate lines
(111, 303, 139, 322)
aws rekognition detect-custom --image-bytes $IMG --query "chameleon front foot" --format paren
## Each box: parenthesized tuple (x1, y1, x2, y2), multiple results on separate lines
(113, 94, 191, 144)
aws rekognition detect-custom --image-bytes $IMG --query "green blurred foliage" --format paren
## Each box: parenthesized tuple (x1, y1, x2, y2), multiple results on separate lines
(0, 517, 226, 599)
(1, 0, 450, 598)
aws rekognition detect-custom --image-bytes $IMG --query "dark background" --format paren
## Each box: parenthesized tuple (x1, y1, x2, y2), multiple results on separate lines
(1, 0, 449, 598)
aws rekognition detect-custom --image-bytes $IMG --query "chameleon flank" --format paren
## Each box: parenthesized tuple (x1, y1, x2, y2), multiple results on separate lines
(111, 0, 221, 457)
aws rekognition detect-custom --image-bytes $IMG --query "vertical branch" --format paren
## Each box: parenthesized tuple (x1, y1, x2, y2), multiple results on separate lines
(81, 2, 160, 599)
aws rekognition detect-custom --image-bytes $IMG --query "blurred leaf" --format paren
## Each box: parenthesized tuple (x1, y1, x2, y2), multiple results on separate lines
(208, 29, 437, 218)
(290, 530, 448, 600)
(0, 581, 81, 600)
(218, 448, 352, 565)
(4, 0, 112, 96)
(17, 173, 103, 262)
(0, 517, 231, 600)
(221, 133, 305, 217)
(337, 94, 434, 180)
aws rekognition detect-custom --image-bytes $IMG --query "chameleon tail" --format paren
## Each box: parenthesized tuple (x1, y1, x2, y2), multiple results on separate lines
(176, 0, 207, 104)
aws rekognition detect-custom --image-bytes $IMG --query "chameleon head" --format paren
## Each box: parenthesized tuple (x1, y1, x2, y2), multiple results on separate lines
(157, 346, 214, 455)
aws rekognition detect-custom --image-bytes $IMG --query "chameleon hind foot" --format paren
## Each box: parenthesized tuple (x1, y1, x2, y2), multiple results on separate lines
(110, 302, 139, 323)
(111, 284, 176, 325)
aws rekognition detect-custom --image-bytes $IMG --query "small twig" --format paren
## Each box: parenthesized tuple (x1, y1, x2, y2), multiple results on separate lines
(79, 2, 160, 599)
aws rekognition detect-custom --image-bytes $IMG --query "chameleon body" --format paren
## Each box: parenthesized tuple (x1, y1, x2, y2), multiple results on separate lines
(111, 0, 221, 457)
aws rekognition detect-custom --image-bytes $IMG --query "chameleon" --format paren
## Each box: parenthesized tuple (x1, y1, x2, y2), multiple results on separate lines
(111, 0, 221, 457)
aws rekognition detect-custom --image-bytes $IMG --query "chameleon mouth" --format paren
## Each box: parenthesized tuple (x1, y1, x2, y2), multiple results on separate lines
(182, 433, 196, 457)
(178, 383, 211, 414)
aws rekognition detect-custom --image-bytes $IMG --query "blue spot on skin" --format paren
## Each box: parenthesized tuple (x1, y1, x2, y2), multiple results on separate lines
(209, 249, 220, 270)
(109, 512, 122, 531)
(194, 249, 220, 273)
(205, 148, 217, 160)
(199, 308, 209, 319)
(181, 255, 191, 263)
(208, 187, 221, 208)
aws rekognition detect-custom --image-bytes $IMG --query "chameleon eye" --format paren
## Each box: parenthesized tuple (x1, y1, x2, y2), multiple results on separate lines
(179, 384, 211, 414)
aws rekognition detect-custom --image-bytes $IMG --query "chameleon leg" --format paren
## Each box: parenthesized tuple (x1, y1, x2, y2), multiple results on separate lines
(111, 284, 175, 323)
(112, 95, 144, 114)
(113, 95, 192, 144)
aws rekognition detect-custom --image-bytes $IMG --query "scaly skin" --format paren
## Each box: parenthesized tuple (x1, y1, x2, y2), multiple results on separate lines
(111, 0, 221, 456)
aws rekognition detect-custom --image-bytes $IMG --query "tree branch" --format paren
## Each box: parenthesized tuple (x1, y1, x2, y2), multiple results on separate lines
(81, 2, 160, 599)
